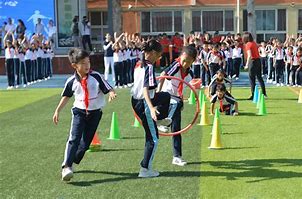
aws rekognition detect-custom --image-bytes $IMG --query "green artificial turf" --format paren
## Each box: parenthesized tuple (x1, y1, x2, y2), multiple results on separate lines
(0, 87, 301, 199)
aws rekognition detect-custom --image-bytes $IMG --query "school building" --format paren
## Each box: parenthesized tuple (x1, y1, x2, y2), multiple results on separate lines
(1, 0, 302, 75)
(86, 0, 302, 48)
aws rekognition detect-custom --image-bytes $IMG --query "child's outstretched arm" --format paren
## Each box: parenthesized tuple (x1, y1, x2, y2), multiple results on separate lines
(53, 96, 70, 125)
(143, 88, 158, 121)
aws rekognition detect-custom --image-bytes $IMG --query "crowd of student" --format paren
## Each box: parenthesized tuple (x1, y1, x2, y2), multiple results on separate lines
(103, 31, 302, 90)
(1, 17, 55, 89)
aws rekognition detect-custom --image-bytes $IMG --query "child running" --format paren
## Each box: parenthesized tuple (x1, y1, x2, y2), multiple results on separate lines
(157, 45, 197, 166)
(53, 48, 117, 181)
(131, 39, 171, 178)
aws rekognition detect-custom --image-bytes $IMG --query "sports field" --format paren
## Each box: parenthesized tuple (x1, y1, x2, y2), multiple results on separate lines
(0, 87, 301, 199)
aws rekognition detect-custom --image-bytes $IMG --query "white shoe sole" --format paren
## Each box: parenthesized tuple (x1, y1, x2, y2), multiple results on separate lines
(62, 172, 73, 181)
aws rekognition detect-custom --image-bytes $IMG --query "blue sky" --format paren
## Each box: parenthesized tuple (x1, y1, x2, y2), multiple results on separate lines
(0, 0, 55, 36)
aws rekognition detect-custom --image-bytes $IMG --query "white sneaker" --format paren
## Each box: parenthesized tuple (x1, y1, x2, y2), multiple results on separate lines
(118, 86, 122, 89)
(273, 81, 276, 84)
(172, 157, 187, 166)
(123, 85, 127, 88)
(235, 77, 239, 80)
(156, 118, 172, 127)
(281, 83, 284, 86)
(7, 86, 13, 90)
(157, 125, 169, 133)
(232, 74, 236, 79)
(62, 167, 73, 181)
(276, 83, 280, 87)
(114, 85, 118, 89)
(23, 84, 27, 88)
(15, 85, 19, 88)
(138, 167, 160, 178)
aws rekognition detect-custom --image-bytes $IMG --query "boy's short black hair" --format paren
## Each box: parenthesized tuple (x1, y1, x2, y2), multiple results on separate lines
(68, 48, 89, 64)
(182, 45, 197, 60)
(216, 84, 227, 92)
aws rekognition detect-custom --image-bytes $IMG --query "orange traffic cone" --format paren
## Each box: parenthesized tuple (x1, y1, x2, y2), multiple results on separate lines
(88, 133, 101, 152)
(208, 109, 223, 149)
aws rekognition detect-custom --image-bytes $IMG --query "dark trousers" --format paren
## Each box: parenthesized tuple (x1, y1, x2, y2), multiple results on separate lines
(19, 61, 27, 85)
(5, 58, 15, 87)
(37, 57, 43, 79)
(233, 58, 241, 78)
(123, 60, 129, 85)
(41, 58, 46, 79)
(46, 58, 52, 77)
(62, 108, 102, 167)
(132, 92, 171, 169)
(172, 51, 179, 61)
(275, 60, 284, 84)
(130, 59, 137, 83)
(285, 63, 290, 85)
(209, 63, 220, 77)
(296, 67, 302, 86)
(260, 57, 268, 75)
(290, 65, 298, 85)
(201, 64, 211, 86)
(268, 57, 275, 80)
(25, 59, 32, 83)
(14, 58, 20, 85)
(168, 96, 183, 157)
(160, 52, 170, 68)
(82, 35, 92, 51)
(249, 58, 266, 97)
(31, 60, 36, 81)
(114, 61, 124, 86)
(193, 64, 200, 78)
(225, 58, 233, 77)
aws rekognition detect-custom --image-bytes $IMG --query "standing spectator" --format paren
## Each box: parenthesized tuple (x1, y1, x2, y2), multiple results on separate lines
(16, 19, 26, 39)
(35, 18, 44, 35)
(45, 19, 56, 49)
(80, 16, 92, 52)
(5, 18, 15, 41)
(171, 32, 183, 61)
(71, 16, 81, 47)
(160, 33, 170, 68)
(5, 18, 16, 34)
(243, 32, 267, 100)
(103, 33, 115, 82)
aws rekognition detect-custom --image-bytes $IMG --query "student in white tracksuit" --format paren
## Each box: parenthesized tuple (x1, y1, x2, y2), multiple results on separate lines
(103, 33, 115, 82)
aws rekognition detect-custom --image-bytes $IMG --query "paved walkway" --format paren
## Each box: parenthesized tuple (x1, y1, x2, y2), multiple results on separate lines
(0, 72, 270, 90)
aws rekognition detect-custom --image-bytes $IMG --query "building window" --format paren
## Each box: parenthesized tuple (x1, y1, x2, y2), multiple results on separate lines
(88, 11, 108, 51)
(299, 10, 302, 31)
(57, 0, 79, 47)
(192, 10, 234, 33)
(152, 12, 173, 32)
(192, 11, 201, 32)
(203, 11, 223, 31)
(141, 11, 183, 33)
(256, 10, 275, 31)
(243, 9, 286, 42)
(277, 9, 286, 31)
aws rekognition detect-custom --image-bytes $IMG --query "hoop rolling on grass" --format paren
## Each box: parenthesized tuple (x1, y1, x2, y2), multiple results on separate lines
(133, 75, 200, 136)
